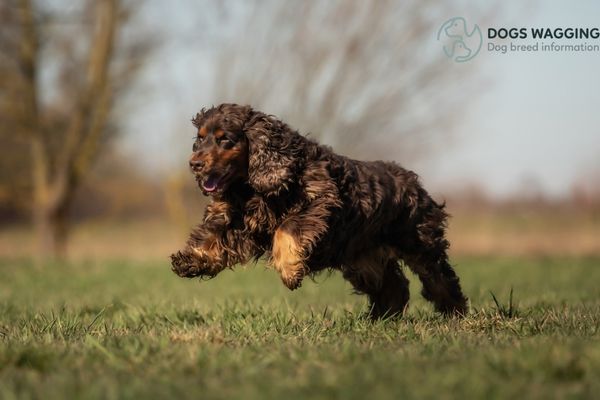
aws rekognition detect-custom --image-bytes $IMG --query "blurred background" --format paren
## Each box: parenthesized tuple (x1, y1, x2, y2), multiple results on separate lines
(1, 0, 599, 262)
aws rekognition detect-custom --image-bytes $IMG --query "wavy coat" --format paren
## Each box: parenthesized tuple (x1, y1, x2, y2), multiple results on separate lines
(171, 104, 467, 318)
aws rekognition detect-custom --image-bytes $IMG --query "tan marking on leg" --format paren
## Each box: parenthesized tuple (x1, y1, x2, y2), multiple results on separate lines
(191, 237, 221, 261)
(272, 229, 306, 290)
(191, 246, 208, 258)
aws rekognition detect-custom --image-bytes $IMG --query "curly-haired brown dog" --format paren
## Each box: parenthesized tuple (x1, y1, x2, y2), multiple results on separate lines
(170, 103, 468, 318)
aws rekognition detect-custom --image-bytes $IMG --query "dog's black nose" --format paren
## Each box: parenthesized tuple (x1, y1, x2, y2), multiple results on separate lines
(189, 159, 204, 170)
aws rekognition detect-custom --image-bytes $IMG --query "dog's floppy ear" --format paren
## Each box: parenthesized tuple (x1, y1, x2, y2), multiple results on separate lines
(243, 111, 303, 195)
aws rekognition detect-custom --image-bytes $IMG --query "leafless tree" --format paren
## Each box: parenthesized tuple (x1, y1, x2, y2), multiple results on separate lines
(0, 0, 153, 259)
(204, 0, 478, 162)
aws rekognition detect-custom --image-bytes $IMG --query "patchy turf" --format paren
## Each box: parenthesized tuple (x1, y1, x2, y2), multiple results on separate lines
(0, 256, 599, 399)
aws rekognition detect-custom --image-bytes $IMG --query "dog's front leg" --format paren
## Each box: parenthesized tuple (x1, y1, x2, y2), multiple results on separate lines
(271, 173, 341, 290)
(271, 208, 333, 290)
(171, 220, 261, 279)
(171, 200, 237, 278)
(170, 226, 228, 278)
(272, 225, 308, 290)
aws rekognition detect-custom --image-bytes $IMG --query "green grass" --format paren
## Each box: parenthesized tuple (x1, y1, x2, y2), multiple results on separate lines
(0, 256, 599, 399)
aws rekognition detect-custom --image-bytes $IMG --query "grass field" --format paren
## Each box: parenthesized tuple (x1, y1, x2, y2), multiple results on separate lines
(0, 256, 599, 399)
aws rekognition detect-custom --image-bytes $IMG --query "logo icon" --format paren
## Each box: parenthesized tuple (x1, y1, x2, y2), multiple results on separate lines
(437, 17, 482, 63)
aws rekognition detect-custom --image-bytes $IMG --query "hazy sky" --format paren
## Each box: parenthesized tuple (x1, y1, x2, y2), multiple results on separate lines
(122, 1, 600, 199)
(427, 1, 600, 198)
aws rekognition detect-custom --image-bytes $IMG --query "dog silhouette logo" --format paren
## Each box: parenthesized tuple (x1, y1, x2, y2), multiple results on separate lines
(437, 17, 482, 63)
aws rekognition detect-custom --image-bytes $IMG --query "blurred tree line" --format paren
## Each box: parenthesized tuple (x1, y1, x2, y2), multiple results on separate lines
(0, 0, 153, 258)
(207, 0, 468, 161)
(1, 0, 483, 260)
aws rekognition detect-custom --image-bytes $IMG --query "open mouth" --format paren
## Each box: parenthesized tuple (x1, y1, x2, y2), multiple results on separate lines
(201, 172, 231, 194)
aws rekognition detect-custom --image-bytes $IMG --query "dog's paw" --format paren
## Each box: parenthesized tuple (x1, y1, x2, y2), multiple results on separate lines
(170, 250, 208, 278)
(280, 265, 307, 291)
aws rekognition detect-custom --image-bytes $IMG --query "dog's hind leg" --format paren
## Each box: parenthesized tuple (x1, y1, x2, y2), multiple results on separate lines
(342, 250, 410, 320)
(368, 261, 410, 319)
(405, 252, 467, 316)
(401, 203, 468, 316)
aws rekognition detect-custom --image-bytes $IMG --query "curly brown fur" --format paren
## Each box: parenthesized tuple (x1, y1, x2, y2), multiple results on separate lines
(170, 103, 468, 318)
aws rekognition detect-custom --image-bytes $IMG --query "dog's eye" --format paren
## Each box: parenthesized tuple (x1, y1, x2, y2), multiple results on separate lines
(219, 138, 234, 149)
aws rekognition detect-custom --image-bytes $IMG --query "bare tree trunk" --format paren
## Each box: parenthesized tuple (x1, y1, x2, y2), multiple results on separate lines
(33, 207, 52, 257)
(31, 138, 54, 260)
(33, 192, 72, 260)
(51, 203, 70, 259)
(17, 0, 51, 261)
(6, 0, 151, 261)
(15, 0, 119, 261)
(18, 0, 61, 261)
(31, 204, 66, 256)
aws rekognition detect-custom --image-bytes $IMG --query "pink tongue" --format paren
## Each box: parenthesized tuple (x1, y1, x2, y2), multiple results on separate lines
(203, 176, 219, 192)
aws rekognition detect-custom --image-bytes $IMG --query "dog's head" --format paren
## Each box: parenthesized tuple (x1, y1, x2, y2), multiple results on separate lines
(190, 103, 301, 196)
